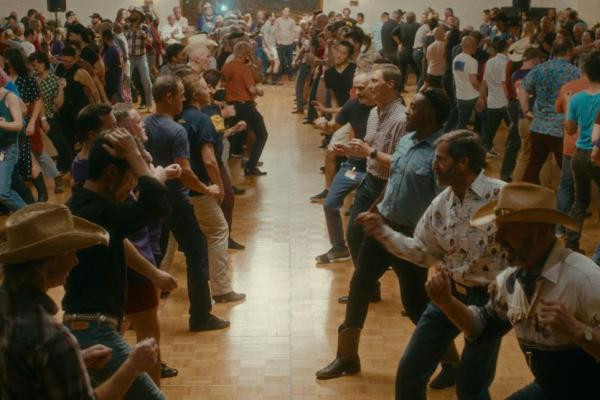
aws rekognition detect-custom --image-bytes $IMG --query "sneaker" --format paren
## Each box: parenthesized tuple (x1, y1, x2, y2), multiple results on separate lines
(213, 291, 246, 303)
(310, 189, 328, 202)
(315, 248, 351, 264)
(189, 314, 230, 332)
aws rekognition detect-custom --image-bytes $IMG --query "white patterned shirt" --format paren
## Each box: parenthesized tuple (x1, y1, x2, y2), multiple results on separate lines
(470, 241, 600, 350)
(378, 171, 507, 286)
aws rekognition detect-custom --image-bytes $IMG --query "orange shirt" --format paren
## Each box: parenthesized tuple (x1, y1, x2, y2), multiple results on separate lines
(556, 77, 589, 156)
(221, 58, 255, 103)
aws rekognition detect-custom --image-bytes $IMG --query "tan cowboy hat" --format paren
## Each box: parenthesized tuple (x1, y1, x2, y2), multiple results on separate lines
(0, 203, 109, 264)
(508, 37, 531, 62)
(470, 182, 579, 231)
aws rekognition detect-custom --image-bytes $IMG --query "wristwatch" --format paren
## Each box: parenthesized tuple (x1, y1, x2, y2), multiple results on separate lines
(369, 149, 378, 159)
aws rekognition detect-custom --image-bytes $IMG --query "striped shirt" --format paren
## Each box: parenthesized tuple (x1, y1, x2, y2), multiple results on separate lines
(363, 98, 407, 180)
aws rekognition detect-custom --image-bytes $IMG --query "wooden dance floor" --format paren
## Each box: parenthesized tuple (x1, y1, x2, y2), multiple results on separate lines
(44, 81, 600, 399)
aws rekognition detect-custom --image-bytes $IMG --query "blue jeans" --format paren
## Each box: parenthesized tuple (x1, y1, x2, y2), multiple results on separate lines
(556, 155, 574, 234)
(166, 202, 212, 327)
(0, 144, 26, 211)
(295, 63, 310, 112)
(396, 293, 503, 400)
(506, 383, 547, 400)
(346, 173, 387, 266)
(130, 55, 153, 107)
(323, 165, 365, 252)
(413, 48, 425, 90)
(256, 47, 269, 76)
(277, 44, 295, 78)
(66, 321, 164, 399)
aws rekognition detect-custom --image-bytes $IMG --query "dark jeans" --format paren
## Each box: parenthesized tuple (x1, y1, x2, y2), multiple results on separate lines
(413, 48, 425, 90)
(346, 173, 387, 266)
(324, 164, 365, 252)
(482, 104, 520, 179)
(277, 44, 295, 78)
(566, 148, 600, 249)
(506, 383, 546, 400)
(398, 55, 419, 91)
(445, 97, 478, 132)
(307, 74, 321, 123)
(47, 116, 74, 173)
(230, 102, 268, 170)
(396, 289, 503, 400)
(523, 132, 563, 184)
(344, 228, 429, 329)
(295, 62, 310, 112)
(166, 202, 212, 326)
(556, 154, 574, 234)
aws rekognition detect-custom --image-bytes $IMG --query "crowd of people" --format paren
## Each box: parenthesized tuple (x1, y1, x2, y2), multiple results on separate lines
(0, 1, 600, 400)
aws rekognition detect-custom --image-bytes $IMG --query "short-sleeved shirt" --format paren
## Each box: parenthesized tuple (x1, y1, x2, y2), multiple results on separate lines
(145, 114, 191, 207)
(380, 19, 398, 53)
(336, 98, 374, 171)
(222, 59, 255, 103)
(413, 24, 430, 49)
(392, 22, 421, 59)
(103, 45, 122, 94)
(520, 58, 581, 137)
(453, 52, 480, 100)
(568, 91, 600, 151)
(324, 63, 356, 106)
(180, 105, 223, 188)
(37, 72, 60, 119)
(556, 78, 589, 156)
(15, 74, 40, 104)
(512, 68, 533, 119)
(377, 130, 443, 228)
(483, 53, 508, 109)
(363, 98, 407, 180)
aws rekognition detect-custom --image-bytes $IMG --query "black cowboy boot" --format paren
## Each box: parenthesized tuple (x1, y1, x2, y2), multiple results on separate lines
(32, 174, 48, 202)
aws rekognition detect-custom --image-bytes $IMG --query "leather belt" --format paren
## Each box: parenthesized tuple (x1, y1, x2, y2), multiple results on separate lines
(63, 313, 121, 329)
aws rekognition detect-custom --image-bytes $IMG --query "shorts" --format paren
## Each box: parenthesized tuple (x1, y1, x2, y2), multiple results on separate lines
(265, 46, 279, 61)
(125, 267, 159, 314)
(328, 123, 351, 150)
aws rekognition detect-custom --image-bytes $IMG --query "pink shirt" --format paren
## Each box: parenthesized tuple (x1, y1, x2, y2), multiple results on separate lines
(426, 40, 446, 76)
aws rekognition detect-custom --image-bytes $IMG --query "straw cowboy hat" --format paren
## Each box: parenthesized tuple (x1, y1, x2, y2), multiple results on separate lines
(470, 182, 579, 231)
(0, 203, 109, 264)
(508, 37, 531, 62)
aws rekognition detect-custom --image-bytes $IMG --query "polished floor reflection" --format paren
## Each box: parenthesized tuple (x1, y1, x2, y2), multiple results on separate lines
(46, 81, 600, 399)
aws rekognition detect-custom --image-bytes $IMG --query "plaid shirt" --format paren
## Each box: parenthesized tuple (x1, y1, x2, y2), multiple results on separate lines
(363, 98, 407, 180)
(0, 286, 95, 400)
(37, 72, 59, 119)
(125, 24, 149, 57)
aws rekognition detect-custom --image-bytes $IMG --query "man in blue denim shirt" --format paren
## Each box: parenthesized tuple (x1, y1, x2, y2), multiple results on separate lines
(316, 88, 458, 383)
(519, 39, 580, 183)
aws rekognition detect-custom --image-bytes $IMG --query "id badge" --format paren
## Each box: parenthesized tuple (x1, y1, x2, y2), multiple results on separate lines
(344, 169, 357, 180)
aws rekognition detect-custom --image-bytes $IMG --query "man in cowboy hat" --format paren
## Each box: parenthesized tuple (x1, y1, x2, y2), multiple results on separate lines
(0, 203, 160, 399)
(426, 182, 600, 399)
(359, 130, 508, 397)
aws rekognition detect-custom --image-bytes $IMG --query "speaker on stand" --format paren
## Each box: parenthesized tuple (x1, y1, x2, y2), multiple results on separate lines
(513, 0, 531, 22)
(47, 0, 67, 26)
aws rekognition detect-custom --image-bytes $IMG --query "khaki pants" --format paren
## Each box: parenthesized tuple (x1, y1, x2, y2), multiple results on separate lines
(191, 195, 232, 296)
(513, 118, 560, 189)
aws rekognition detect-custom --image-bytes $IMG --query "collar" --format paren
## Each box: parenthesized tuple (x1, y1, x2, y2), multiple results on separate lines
(410, 128, 444, 146)
(468, 171, 489, 199)
(540, 240, 570, 284)
(378, 97, 403, 117)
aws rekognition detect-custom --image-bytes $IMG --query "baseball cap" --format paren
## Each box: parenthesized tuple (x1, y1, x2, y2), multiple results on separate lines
(66, 10, 76, 18)
(90, 13, 102, 19)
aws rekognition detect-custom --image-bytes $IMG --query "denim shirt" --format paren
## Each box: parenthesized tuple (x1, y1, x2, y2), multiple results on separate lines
(520, 58, 580, 137)
(377, 130, 442, 228)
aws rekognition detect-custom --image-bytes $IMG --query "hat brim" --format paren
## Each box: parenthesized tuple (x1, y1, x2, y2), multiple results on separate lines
(0, 216, 109, 264)
(470, 200, 579, 231)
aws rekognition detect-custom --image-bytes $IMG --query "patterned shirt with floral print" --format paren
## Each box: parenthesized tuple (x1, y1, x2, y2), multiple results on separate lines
(377, 171, 507, 287)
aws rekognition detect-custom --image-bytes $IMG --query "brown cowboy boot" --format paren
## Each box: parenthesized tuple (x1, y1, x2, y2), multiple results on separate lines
(315, 325, 361, 379)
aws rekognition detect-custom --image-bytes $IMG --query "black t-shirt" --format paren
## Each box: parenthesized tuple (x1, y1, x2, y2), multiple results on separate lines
(80, 46, 100, 66)
(392, 22, 421, 59)
(324, 62, 356, 106)
(336, 98, 374, 171)
(381, 19, 398, 53)
(64, 177, 170, 319)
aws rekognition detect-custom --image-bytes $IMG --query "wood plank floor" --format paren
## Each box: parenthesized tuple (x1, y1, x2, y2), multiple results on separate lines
(43, 80, 600, 399)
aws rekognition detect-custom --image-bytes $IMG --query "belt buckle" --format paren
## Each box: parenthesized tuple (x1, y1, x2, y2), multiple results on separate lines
(455, 282, 468, 296)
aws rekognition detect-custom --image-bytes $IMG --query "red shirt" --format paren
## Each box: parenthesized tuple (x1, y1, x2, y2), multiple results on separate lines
(222, 58, 255, 103)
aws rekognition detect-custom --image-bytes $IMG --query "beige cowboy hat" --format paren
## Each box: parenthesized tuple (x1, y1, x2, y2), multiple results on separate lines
(0, 203, 109, 264)
(470, 182, 579, 231)
(508, 37, 531, 62)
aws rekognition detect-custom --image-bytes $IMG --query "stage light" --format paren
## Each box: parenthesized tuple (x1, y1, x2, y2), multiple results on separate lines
(220, 4, 228, 12)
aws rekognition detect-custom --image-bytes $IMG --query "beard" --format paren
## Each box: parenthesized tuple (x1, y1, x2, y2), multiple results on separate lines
(435, 163, 459, 187)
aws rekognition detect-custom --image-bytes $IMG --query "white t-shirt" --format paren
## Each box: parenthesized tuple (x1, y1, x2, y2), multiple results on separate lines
(453, 52, 479, 101)
(413, 24, 430, 49)
(483, 53, 508, 109)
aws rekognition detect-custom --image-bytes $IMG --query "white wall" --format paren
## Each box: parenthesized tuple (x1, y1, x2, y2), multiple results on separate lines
(3, 0, 178, 27)
(322, 0, 589, 30)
